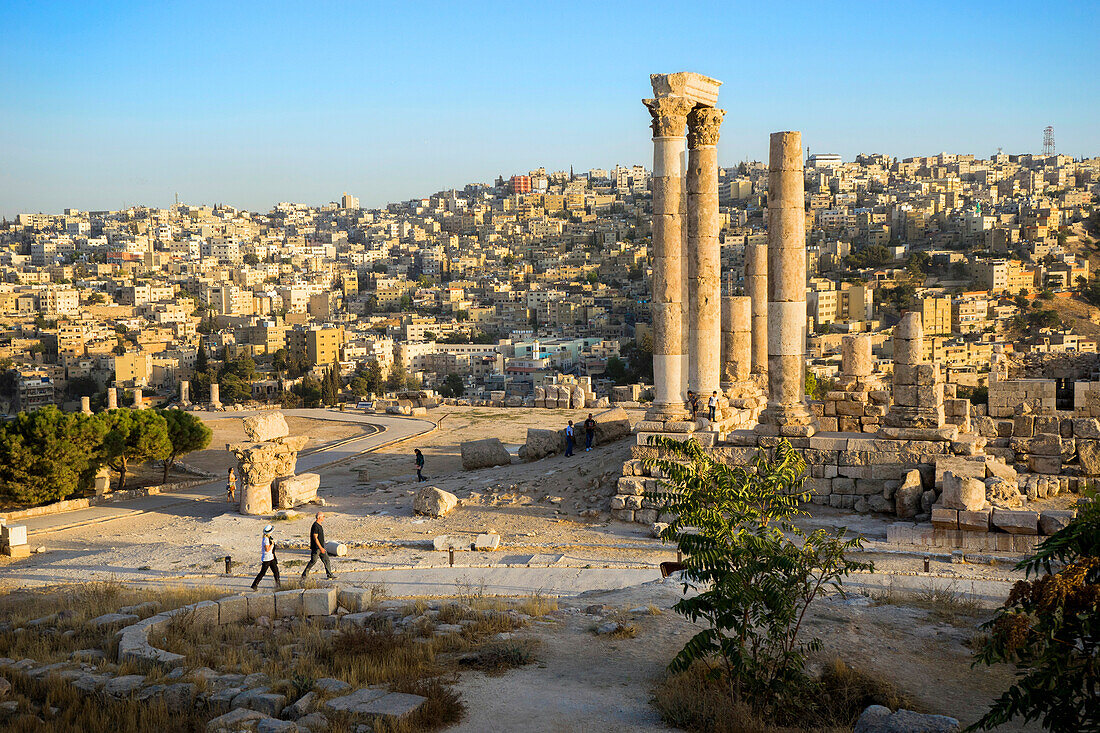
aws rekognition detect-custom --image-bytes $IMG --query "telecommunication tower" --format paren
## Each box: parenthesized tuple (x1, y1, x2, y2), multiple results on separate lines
(1043, 126, 1055, 156)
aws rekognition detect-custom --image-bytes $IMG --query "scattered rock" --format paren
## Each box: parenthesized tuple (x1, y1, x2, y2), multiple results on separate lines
(414, 486, 459, 518)
(596, 621, 621, 635)
(313, 678, 351, 695)
(90, 613, 139, 628)
(894, 470, 923, 519)
(460, 438, 512, 470)
(0, 677, 10, 697)
(854, 704, 960, 732)
(473, 533, 500, 551)
(206, 707, 273, 733)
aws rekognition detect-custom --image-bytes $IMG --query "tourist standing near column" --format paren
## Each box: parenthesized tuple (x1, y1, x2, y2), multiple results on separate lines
(643, 94, 694, 419)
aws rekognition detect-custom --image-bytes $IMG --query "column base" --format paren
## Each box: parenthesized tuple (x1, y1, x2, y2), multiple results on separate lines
(645, 403, 690, 423)
(757, 403, 816, 437)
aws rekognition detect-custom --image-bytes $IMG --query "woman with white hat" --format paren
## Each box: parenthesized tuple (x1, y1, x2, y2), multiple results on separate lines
(250, 524, 281, 590)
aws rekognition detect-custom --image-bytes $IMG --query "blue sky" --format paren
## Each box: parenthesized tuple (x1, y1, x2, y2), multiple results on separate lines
(1, 1, 1097, 216)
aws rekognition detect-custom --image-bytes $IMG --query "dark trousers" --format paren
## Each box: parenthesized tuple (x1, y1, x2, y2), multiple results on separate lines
(252, 558, 280, 589)
(565, 436, 574, 456)
(303, 548, 332, 576)
(585, 432, 593, 450)
(709, 406, 716, 421)
(416, 467, 424, 481)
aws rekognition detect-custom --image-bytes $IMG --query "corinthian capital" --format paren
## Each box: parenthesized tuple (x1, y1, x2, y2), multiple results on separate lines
(643, 96, 694, 138)
(687, 107, 725, 148)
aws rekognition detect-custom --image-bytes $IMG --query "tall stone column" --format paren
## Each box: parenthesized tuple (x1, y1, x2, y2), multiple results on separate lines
(107, 387, 118, 410)
(686, 106, 725, 399)
(644, 95, 694, 419)
(132, 387, 143, 409)
(210, 382, 221, 409)
(759, 131, 813, 435)
(721, 295, 752, 385)
(80, 396, 92, 415)
(180, 380, 190, 405)
(745, 242, 768, 374)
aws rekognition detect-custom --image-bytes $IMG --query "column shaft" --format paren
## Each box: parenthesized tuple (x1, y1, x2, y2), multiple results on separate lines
(686, 106, 724, 399)
(644, 96, 694, 417)
(761, 130, 813, 433)
(745, 242, 768, 373)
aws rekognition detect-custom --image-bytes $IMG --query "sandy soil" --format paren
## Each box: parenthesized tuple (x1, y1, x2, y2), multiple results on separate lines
(451, 580, 1039, 732)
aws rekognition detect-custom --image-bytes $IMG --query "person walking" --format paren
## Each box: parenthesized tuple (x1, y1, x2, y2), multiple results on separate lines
(687, 390, 699, 421)
(565, 420, 575, 457)
(708, 391, 718, 422)
(414, 449, 426, 482)
(584, 413, 596, 452)
(251, 524, 280, 590)
(226, 467, 237, 503)
(301, 512, 335, 580)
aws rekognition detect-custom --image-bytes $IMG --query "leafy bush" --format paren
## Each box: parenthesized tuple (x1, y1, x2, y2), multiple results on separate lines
(644, 437, 870, 716)
(969, 492, 1100, 731)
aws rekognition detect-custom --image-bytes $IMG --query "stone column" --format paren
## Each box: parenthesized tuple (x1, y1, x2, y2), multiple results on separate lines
(107, 387, 118, 410)
(759, 131, 813, 435)
(745, 242, 768, 374)
(686, 106, 725, 399)
(883, 311, 946, 434)
(132, 387, 143, 409)
(180, 380, 190, 405)
(721, 295, 752, 385)
(80, 396, 92, 415)
(644, 94, 694, 418)
(841, 335, 873, 379)
(210, 382, 221, 409)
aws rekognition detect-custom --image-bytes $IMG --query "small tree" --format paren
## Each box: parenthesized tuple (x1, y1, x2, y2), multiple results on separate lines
(969, 492, 1100, 731)
(100, 409, 171, 491)
(645, 437, 870, 716)
(158, 410, 212, 482)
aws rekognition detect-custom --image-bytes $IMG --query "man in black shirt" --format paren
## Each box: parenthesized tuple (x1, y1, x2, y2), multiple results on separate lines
(583, 413, 596, 452)
(301, 511, 336, 579)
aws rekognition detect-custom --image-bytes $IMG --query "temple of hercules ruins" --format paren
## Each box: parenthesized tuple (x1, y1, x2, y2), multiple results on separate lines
(614, 71, 1083, 555)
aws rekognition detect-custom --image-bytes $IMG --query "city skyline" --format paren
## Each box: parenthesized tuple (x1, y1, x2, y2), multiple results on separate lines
(2, 0, 1097, 217)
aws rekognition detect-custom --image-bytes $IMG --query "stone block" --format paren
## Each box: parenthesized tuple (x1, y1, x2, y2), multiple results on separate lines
(940, 472, 986, 512)
(1028, 455, 1062, 475)
(958, 509, 991, 532)
(414, 486, 459, 517)
(460, 438, 512, 470)
(274, 589, 303, 617)
(246, 593, 275, 620)
(934, 456, 985, 486)
(1, 524, 27, 547)
(325, 688, 426, 719)
(243, 412, 290, 442)
(617, 477, 646, 496)
(992, 509, 1039, 535)
(474, 533, 500, 551)
(302, 588, 336, 616)
(189, 600, 219, 626)
(337, 588, 374, 613)
(274, 473, 320, 509)
(931, 507, 958, 529)
(1039, 510, 1076, 535)
(218, 595, 249, 625)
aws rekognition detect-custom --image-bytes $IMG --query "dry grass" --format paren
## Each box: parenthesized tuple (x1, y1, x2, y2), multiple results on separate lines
(869, 581, 984, 625)
(1, 671, 208, 732)
(652, 657, 915, 733)
(457, 638, 540, 675)
(0, 581, 221, 664)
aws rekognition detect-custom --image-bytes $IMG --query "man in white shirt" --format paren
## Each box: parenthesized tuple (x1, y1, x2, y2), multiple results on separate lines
(708, 391, 718, 422)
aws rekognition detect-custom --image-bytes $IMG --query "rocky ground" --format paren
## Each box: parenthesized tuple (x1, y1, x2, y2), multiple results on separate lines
(0, 405, 1050, 730)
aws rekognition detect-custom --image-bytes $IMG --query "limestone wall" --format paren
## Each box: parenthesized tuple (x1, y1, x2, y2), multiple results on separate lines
(987, 379, 1055, 417)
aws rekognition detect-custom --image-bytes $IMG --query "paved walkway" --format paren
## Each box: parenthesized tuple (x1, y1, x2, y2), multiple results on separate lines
(19, 409, 434, 537)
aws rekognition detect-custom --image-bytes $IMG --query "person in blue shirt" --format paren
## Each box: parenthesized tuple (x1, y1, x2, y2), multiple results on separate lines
(565, 420, 575, 457)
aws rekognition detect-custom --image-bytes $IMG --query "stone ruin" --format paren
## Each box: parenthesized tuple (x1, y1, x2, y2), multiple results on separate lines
(229, 411, 318, 515)
(533, 375, 597, 409)
(612, 70, 1086, 553)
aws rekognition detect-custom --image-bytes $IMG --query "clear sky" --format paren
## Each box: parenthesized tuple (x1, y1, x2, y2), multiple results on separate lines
(2, 0, 1097, 217)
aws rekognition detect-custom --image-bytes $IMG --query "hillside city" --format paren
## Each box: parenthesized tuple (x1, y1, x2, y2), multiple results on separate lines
(3, 149, 1099, 413)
